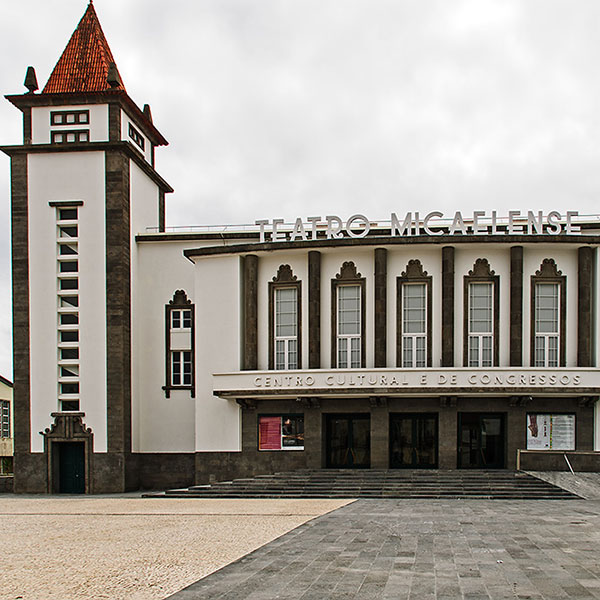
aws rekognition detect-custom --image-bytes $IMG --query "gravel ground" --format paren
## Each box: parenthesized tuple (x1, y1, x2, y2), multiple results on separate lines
(0, 495, 352, 600)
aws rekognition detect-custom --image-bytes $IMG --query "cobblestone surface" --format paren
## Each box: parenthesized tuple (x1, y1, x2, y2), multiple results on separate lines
(169, 499, 600, 600)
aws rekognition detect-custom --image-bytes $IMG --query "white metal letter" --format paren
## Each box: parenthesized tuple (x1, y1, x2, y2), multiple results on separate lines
(306, 216, 321, 240)
(326, 215, 344, 239)
(423, 211, 443, 235)
(290, 217, 307, 241)
(255, 219, 269, 243)
(346, 214, 371, 238)
(508, 211, 521, 234)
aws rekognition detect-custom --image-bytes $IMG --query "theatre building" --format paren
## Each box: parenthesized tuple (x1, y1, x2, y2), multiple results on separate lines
(3, 4, 600, 493)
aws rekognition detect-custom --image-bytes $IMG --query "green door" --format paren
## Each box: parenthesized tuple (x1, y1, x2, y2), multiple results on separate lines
(58, 442, 85, 493)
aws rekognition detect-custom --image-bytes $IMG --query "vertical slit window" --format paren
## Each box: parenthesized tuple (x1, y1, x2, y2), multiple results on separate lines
(165, 291, 195, 397)
(0, 401, 9, 438)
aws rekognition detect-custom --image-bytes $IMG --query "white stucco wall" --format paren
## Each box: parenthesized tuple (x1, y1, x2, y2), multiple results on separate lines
(28, 151, 107, 452)
(193, 255, 242, 451)
(133, 240, 195, 452)
(32, 105, 109, 144)
(129, 162, 160, 452)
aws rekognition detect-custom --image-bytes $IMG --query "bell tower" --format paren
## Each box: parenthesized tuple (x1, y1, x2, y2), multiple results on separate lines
(1, 2, 173, 492)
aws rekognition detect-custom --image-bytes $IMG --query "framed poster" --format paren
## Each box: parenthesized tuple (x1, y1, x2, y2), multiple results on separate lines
(258, 415, 304, 450)
(526, 413, 575, 450)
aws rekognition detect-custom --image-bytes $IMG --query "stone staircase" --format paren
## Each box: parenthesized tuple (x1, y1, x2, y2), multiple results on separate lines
(147, 469, 580, 500)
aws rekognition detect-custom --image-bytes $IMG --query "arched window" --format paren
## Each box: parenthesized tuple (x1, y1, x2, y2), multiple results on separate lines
(332, 262, 365, 368)
(530, 259, 566, 367)
(269, 265, 302, 370)
(463, 259, 499, 367)
(397, 260, 432, 367)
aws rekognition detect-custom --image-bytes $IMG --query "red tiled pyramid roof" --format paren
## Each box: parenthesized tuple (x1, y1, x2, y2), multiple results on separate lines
(43, 2, 125, 94)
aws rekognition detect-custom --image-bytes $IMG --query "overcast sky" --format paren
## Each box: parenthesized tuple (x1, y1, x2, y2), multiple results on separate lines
(1, 0, 600, 377)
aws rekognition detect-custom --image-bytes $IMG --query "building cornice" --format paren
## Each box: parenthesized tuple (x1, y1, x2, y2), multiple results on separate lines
(164, 233, 600, 260)
(0, 141, 174, 194)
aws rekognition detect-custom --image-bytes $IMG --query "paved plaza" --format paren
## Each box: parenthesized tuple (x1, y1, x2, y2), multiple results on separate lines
(170, 498, 600, 600)
(2, 491, 600, 599)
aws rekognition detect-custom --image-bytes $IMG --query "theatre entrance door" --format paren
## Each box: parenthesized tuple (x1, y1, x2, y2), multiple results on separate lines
(458, 413, 506, 469)
(325, 414, 370, 468)
(390, 413, 438, 468)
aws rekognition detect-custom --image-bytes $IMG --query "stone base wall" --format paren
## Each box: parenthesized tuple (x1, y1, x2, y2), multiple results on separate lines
(0, 476, 14, 493)
(195, 450, 307, 486)
(138, 453, 195, 490)
(518, 450, 600, 472)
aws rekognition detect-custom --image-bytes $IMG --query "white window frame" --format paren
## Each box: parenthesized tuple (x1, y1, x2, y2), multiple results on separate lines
(274, 287, 298, 370)
(171, 350, 192, 386)
(533, 282, 560, 367)
(337, 284, 362, 369)
(401, 282, 427, 368)
(170, 309, 192, 330)
(468, 282, 494, 367)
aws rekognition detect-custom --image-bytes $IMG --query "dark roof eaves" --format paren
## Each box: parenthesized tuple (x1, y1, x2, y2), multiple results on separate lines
(181, 233, 600, 260)
(0, 375, 13, 388)
(0, 140, 174, 193)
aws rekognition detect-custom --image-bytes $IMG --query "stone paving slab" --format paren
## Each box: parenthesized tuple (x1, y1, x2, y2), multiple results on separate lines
(168, 499, 600, 600)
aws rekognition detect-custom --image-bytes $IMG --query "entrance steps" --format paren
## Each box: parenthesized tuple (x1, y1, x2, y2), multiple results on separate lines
(148, 469, 580, 500)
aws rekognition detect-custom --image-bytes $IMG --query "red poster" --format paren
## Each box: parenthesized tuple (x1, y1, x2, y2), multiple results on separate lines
(259, 417, 281, 450)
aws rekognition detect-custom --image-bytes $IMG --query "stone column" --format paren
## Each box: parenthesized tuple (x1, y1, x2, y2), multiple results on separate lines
(438, 398, 457, 469)
(510, 246, 523, 366)
(578, 246, 594, 367)
(374, 248, 387, 367)
(370, 398, 389, 468)
(308, 251, 321, 369)
(243, 255, 258, 370)
(304, 401, 322, 469)
(441, 247, 455, 367)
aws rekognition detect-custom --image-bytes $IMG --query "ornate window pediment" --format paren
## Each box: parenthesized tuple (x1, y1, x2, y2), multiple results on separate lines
(336, 261, 362, 281)
(272, 264, 298, 283)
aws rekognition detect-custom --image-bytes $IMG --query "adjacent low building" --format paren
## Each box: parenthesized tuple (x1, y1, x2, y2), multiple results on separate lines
(3, 4, 599, 493)
(0, 375, 14, 476)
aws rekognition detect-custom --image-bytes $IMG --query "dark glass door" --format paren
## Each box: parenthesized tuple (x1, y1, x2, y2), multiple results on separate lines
(58, 442, 85, 493)
(326, 414, 370, 468)
(390, 414, 438, 468)
(458, 413, 505, 469)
